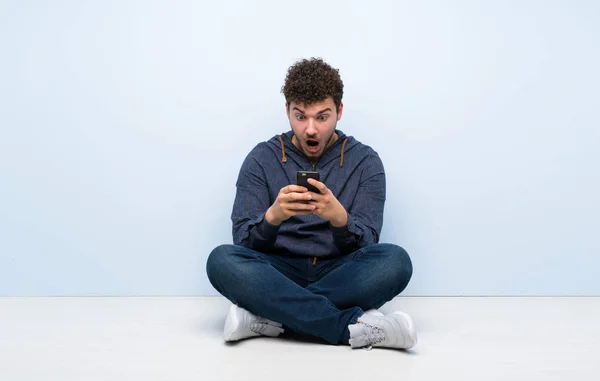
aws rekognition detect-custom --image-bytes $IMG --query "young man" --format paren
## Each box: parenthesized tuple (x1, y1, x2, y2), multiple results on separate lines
(206, 58, 416, 350)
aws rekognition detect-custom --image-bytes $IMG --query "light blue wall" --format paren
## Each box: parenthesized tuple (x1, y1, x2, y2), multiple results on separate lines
(1, 1, 598, 296)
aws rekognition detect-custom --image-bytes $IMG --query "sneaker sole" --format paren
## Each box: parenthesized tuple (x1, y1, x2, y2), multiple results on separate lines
(391, 311, 418, 348)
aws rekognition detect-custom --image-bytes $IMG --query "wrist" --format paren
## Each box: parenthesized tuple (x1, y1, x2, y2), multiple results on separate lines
(265, 207, 282, 226)
(330, 210, 348, 228)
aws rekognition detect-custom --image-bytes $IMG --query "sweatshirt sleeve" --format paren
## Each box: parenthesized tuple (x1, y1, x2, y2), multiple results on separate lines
(231, 148, 280, 250)
(330, 154, 386, 252)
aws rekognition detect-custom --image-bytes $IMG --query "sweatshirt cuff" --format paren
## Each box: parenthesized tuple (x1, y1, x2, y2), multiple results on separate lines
(330, 213, 359, 238)
(253, 213, 281, 241)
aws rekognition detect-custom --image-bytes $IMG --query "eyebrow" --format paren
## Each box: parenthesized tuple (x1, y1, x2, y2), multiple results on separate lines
(293, 107, 332, 115)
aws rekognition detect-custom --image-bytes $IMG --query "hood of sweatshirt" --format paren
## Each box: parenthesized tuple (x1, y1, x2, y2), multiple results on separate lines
(267, 129, 360, 170)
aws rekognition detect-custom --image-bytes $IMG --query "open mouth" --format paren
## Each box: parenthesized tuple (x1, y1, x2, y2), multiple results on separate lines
(306, 139, 320, 153)
(306, 139, 319, 150)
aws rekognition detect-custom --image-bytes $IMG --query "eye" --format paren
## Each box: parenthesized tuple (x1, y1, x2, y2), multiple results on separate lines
(296, 114, 305, 121)
(318, 115, 329, 121)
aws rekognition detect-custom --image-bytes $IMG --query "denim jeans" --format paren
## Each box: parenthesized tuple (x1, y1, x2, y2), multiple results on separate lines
(206, 243, 413, 345)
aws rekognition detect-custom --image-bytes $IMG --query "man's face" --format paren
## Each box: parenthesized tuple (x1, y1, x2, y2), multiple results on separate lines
(286, 97, 344, 161)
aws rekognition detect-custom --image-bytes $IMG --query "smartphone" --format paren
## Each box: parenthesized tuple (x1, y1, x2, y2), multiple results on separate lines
(297, 170, 321, 193)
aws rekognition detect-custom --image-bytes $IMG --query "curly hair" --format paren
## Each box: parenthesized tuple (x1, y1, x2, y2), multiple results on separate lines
(281, 58, 344, 112)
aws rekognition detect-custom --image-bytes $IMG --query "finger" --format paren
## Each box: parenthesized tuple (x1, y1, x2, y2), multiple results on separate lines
(290, 210, 314, 216)
(308, 193, 323, 202)
(286, 202, 316, 211)
(287, 192, 314, 202)
(282, 185, 308, 194)
(307, 178, 328, 194)
(309, 202, 323, 212)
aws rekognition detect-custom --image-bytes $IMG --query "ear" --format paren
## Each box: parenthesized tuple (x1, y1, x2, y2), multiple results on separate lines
(336, 102, 344, 121)
(285, 102, 290, 119)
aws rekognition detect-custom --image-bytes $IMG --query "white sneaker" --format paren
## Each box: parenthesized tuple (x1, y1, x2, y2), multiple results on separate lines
(348, 311, 417, 349)
(223, 304, 284, 342)
(364, 309, 384, 317)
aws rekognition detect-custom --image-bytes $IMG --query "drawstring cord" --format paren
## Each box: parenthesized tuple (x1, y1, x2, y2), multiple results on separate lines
(278, 136, 287, 163)
(279, 135, 349, 167)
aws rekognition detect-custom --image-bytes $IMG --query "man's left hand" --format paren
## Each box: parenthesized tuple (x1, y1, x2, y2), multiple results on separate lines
(307, 178, 348, 227)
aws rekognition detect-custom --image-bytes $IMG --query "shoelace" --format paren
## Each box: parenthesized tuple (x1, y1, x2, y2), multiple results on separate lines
(361, 323, 386, 351)
(250, 322, 268, 334)
(249, 317, 270, 334)
(249, 317, 284, 336)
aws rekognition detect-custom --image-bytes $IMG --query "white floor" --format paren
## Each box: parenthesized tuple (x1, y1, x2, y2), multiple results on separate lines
(1, 297, 599, 381)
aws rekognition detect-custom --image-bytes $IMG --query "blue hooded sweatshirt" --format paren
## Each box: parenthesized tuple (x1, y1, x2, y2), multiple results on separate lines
(231, 129, 386, 258)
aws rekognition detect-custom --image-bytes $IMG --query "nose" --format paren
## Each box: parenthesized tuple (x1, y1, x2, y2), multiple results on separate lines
(306, 119, 317, 135)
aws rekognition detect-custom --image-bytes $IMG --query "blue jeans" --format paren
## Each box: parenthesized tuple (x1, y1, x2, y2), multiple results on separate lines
(206, 243, 412, 345)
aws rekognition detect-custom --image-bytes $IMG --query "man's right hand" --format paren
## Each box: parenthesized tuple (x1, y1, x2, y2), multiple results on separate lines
(265, 185, 316, 226)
